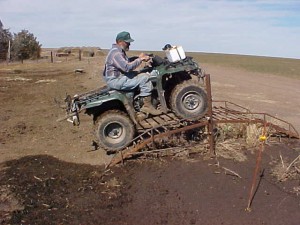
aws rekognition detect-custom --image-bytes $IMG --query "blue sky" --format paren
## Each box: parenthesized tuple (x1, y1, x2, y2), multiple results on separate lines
(1, 0, 300, 59)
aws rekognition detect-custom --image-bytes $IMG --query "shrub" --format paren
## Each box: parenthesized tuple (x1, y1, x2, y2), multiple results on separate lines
(0, 20, 12, 61)
(11, 30, 41, 61)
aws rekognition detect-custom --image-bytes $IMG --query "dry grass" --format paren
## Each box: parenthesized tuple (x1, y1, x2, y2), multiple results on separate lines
(130, 50, 300, 79)
(0, 51, 104, 79)
(216, 123, 247, 141)
(245, 124, 262, 147)
(215, 139, 247, 162)
(188, 52, 300, 79)
(271, 154, 300, 182)
(214, 123, 265, 161)
(4, 48, 299, 80)
(215, 123, 261, 147)
(215, 115, 290, 150)
(213, 123, 248, 161)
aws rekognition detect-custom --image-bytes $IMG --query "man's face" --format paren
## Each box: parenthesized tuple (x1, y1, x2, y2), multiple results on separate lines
(120, 41, 130, 51)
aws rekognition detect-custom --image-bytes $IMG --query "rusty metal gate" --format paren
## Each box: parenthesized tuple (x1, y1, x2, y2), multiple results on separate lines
(107, 75, 299, 167)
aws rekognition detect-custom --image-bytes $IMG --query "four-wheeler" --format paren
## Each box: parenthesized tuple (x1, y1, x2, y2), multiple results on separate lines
(64, 50, 208, 152)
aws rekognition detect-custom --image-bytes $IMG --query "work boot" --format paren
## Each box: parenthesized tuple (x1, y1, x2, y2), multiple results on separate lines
(140, 96, 161, 116)
(136, 111, 147, 122)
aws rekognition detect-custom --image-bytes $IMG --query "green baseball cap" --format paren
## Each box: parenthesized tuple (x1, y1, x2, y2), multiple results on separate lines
(116, 31, 134, 42)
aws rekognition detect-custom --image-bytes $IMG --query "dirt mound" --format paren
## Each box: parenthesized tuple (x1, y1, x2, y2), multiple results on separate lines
(0, 155, 123, 224)
(1, 52, 300, 224)
(0, 141, 299, 224)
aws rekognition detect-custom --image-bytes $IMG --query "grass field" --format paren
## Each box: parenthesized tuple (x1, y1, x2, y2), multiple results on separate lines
(130, 50, 300, 79)
(187, 52, 300, 79)
(2, 49, 300, 79)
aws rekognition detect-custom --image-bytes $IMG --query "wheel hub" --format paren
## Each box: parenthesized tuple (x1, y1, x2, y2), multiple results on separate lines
(183, 93, 200, 110)
(105, 123, 123, 139)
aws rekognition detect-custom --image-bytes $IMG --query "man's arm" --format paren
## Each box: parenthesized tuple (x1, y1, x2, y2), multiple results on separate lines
(113, 52, 142, 73)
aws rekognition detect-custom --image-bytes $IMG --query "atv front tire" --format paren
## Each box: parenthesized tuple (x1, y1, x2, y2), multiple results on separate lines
(95, 110, 135, 152)
(170, 80, 208, 120)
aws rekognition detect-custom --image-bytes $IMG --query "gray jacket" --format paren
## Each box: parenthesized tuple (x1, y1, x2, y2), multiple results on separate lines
(104, 44, 142, 81)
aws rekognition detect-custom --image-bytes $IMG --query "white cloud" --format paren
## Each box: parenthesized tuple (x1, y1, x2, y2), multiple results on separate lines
(1, 0, 299, 58)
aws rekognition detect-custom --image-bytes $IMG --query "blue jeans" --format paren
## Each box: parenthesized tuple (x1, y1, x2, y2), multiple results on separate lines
(105, 72, 153, 97)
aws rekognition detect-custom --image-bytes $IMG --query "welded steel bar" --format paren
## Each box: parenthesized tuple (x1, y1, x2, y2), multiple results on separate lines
(107, 120, 209, 167)
(213, 100, 251, 113)
(205, 74, 215, 155)
(246, 114, 267, 210)
(106, 72, 299, 168)
(246, 141, 264, 211)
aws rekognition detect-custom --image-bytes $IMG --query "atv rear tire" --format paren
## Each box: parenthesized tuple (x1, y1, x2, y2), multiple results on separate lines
(170, 80, 208, 120)
(95, 110, 135, 152)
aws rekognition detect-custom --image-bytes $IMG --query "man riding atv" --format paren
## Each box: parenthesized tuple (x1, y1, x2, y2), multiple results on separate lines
(62, 34, 208, 151)
(103, 31, 161, 116)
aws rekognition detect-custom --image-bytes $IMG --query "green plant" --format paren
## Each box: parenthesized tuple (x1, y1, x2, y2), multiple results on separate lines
(11, 30, 41, 61)
(0, 19, 13, 61)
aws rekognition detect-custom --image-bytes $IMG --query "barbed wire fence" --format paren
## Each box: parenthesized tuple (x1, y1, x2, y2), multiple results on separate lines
(0, 47, 101, 65)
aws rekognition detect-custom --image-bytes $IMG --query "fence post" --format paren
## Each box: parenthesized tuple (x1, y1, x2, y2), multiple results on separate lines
(51, 51, 53, 63)
(6, 40, 11, 63)
(206, 74, 215, 155)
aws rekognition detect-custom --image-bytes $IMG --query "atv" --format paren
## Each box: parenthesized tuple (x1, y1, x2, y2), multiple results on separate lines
(63, 50, 208, 152)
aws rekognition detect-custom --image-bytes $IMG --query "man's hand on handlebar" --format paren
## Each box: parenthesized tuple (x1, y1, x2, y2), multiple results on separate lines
(139, 53, 151, 62)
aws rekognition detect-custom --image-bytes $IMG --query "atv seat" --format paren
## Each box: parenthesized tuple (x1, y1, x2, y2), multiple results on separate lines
(108, 87, 139, 99)
(99, 83, 139, 99)
(98, 86, 111, 95)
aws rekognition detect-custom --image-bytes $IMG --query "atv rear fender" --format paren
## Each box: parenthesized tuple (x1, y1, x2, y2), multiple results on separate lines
(153, 57, 204, 113)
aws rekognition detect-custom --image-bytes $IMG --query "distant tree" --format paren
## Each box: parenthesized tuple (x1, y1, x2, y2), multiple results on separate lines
(11, 29, 41, 61)
(0, 19, 13, 61)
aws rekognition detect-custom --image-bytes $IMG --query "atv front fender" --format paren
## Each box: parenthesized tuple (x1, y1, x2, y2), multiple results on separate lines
(83, 90, 138, 124)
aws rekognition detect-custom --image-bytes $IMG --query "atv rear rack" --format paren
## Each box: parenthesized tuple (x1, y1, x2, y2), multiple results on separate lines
(107, 75, 299, 167)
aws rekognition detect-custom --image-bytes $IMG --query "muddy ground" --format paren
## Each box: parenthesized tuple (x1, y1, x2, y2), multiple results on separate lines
(0, 53, 300, 224)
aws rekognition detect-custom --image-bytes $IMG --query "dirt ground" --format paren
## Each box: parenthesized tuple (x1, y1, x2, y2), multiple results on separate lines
(0, 53, 299, 224)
